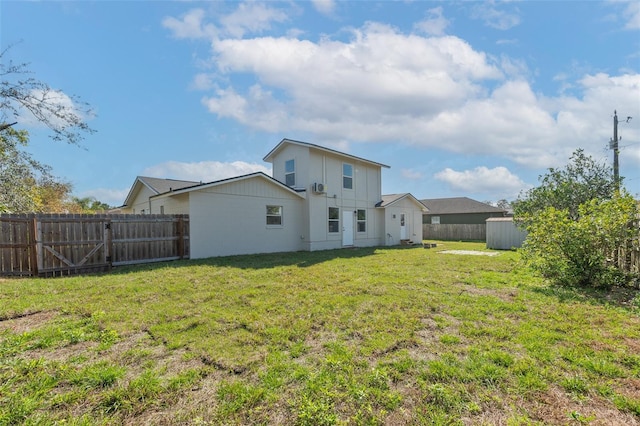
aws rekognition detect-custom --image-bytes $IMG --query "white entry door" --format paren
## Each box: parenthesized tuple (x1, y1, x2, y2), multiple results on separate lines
(342, 210, 354, 246)
(400, 213, 407, 240)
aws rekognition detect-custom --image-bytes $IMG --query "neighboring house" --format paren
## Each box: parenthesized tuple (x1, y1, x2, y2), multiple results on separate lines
(120, 138, 426, 259)
(420, 197, 506, 225)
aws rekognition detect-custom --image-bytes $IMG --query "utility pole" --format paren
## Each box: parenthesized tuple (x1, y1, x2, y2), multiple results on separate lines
(609, 110, 632, 192)
(612, 110, 619, 191)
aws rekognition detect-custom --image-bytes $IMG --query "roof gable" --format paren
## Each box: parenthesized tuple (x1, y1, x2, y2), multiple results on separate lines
(420, 197, 505, 215)
(263, 138, 390, 169)
(156, 172, 305, 199)
(376, 193, 428, 211)
(123, 176, 199, 207)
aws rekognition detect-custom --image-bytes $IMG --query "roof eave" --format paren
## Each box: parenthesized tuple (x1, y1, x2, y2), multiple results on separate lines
(154, 172, 305, 199)
(264, 138, 390, 169)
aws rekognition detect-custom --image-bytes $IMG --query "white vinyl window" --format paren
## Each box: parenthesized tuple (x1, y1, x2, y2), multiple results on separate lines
(285, 159, 295, 187)
(343, 163, 353, 189)
(431, 216, 440, 224)
(328, 207, 340, 233)
(357, 209, 366, 232)
(266, 205, 283, 226)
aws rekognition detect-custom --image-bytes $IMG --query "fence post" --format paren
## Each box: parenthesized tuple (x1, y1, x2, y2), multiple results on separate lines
(29, 216, 39, 276)
(105, 217, 113, 269)
(34, 216, 44, 275)
(177, 215, 185, 259)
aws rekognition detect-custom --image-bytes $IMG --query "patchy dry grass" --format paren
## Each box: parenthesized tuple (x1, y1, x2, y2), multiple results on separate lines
(1, 241, 639, 425)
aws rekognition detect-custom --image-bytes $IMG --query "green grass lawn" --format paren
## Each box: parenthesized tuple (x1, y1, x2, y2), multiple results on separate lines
(1, 241, 639, 425)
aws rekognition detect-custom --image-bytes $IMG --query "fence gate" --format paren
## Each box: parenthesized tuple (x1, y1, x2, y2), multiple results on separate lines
(36, 216, 111, 276)
(1, 214, 190, 277)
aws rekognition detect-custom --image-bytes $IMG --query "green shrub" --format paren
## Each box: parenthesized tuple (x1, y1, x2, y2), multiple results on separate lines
(520, 194, 638, 288)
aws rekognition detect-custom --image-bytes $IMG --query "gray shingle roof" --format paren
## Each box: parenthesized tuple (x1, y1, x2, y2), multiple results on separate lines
(138, 176, 200, 194)
(419, 197, 505, 215)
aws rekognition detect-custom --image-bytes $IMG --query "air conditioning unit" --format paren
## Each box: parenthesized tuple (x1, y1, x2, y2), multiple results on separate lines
(313, 182, 326, 193)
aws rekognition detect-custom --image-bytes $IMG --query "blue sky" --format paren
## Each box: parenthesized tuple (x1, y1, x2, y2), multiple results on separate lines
(2, 0, 639, 207)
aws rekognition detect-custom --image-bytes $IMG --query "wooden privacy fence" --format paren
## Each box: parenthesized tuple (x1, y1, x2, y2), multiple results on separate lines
(612, 218, 640, 278)
(423, 224, 486, 241)
(0, 214, 189, 277)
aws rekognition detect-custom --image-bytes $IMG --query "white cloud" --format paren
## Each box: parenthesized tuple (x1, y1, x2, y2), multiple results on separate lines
(190, 73, 217, 91)
(81, 188, 130, 208)
(220, 2, 288, 38)
(623, 1, 640, 30)
(414, 7, 450, 36)
(203, 23, 504, 141)
(401, 168, 424, 180)
(434, 166, 530, 197)
(311, 0, 336, 16)
(162, 9, 217, 40)
(16, 89, 94, 130)
(142, 160, 271, 183)
(470, 2, 521, 30)
(165, 9, 640, 173)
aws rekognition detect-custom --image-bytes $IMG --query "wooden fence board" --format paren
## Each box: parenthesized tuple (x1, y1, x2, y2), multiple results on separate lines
(0, 214, 189, 276)
(0, 216, 33, 276)
(423, 224, 486, 241)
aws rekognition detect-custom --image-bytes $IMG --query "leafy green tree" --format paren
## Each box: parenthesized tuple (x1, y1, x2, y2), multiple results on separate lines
(1, 45, 95, 212)
(515, 149, 638, 288)
(520, 193, 638, 288)
(0, 127, 53, 212)
(69, 196, 112, 213)
(513, 149, 617, 227)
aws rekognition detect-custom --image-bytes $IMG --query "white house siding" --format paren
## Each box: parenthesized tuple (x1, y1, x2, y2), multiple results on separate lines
(383, 198, 424, 246)
(123, 185, 156, 214)
(305, 150, 384, 251)
(188, 178, 305, 259)
(271, 143, 311, 190)
(150, 193, 189, 214)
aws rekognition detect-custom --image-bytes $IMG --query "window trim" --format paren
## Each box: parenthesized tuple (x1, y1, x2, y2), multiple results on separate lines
(266, 205, 283, 227)
(285, 159, 296, 187)
(342, 163, 353, 190)
(431, 216, 440, 225)
(328, 207, 340, 233)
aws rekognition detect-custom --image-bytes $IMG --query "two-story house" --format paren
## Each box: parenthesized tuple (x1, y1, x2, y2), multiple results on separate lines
(120, 138, 426, 259)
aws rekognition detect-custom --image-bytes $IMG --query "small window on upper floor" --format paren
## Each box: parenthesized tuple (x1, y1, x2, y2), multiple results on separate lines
(285, 159, 295, 187)
(343, 163, 353, 189)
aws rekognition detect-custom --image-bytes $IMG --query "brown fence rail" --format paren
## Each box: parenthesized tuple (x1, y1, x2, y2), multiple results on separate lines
(423, 224, 486, 241)
(0, 214, 189, 277)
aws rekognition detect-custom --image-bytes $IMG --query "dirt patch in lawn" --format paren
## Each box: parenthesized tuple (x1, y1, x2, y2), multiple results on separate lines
(0, 310, 58, 334)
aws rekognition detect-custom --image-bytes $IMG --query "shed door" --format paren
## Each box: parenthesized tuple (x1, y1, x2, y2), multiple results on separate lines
(400, 213, 407, 240)
(342, 210, 354, 246)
